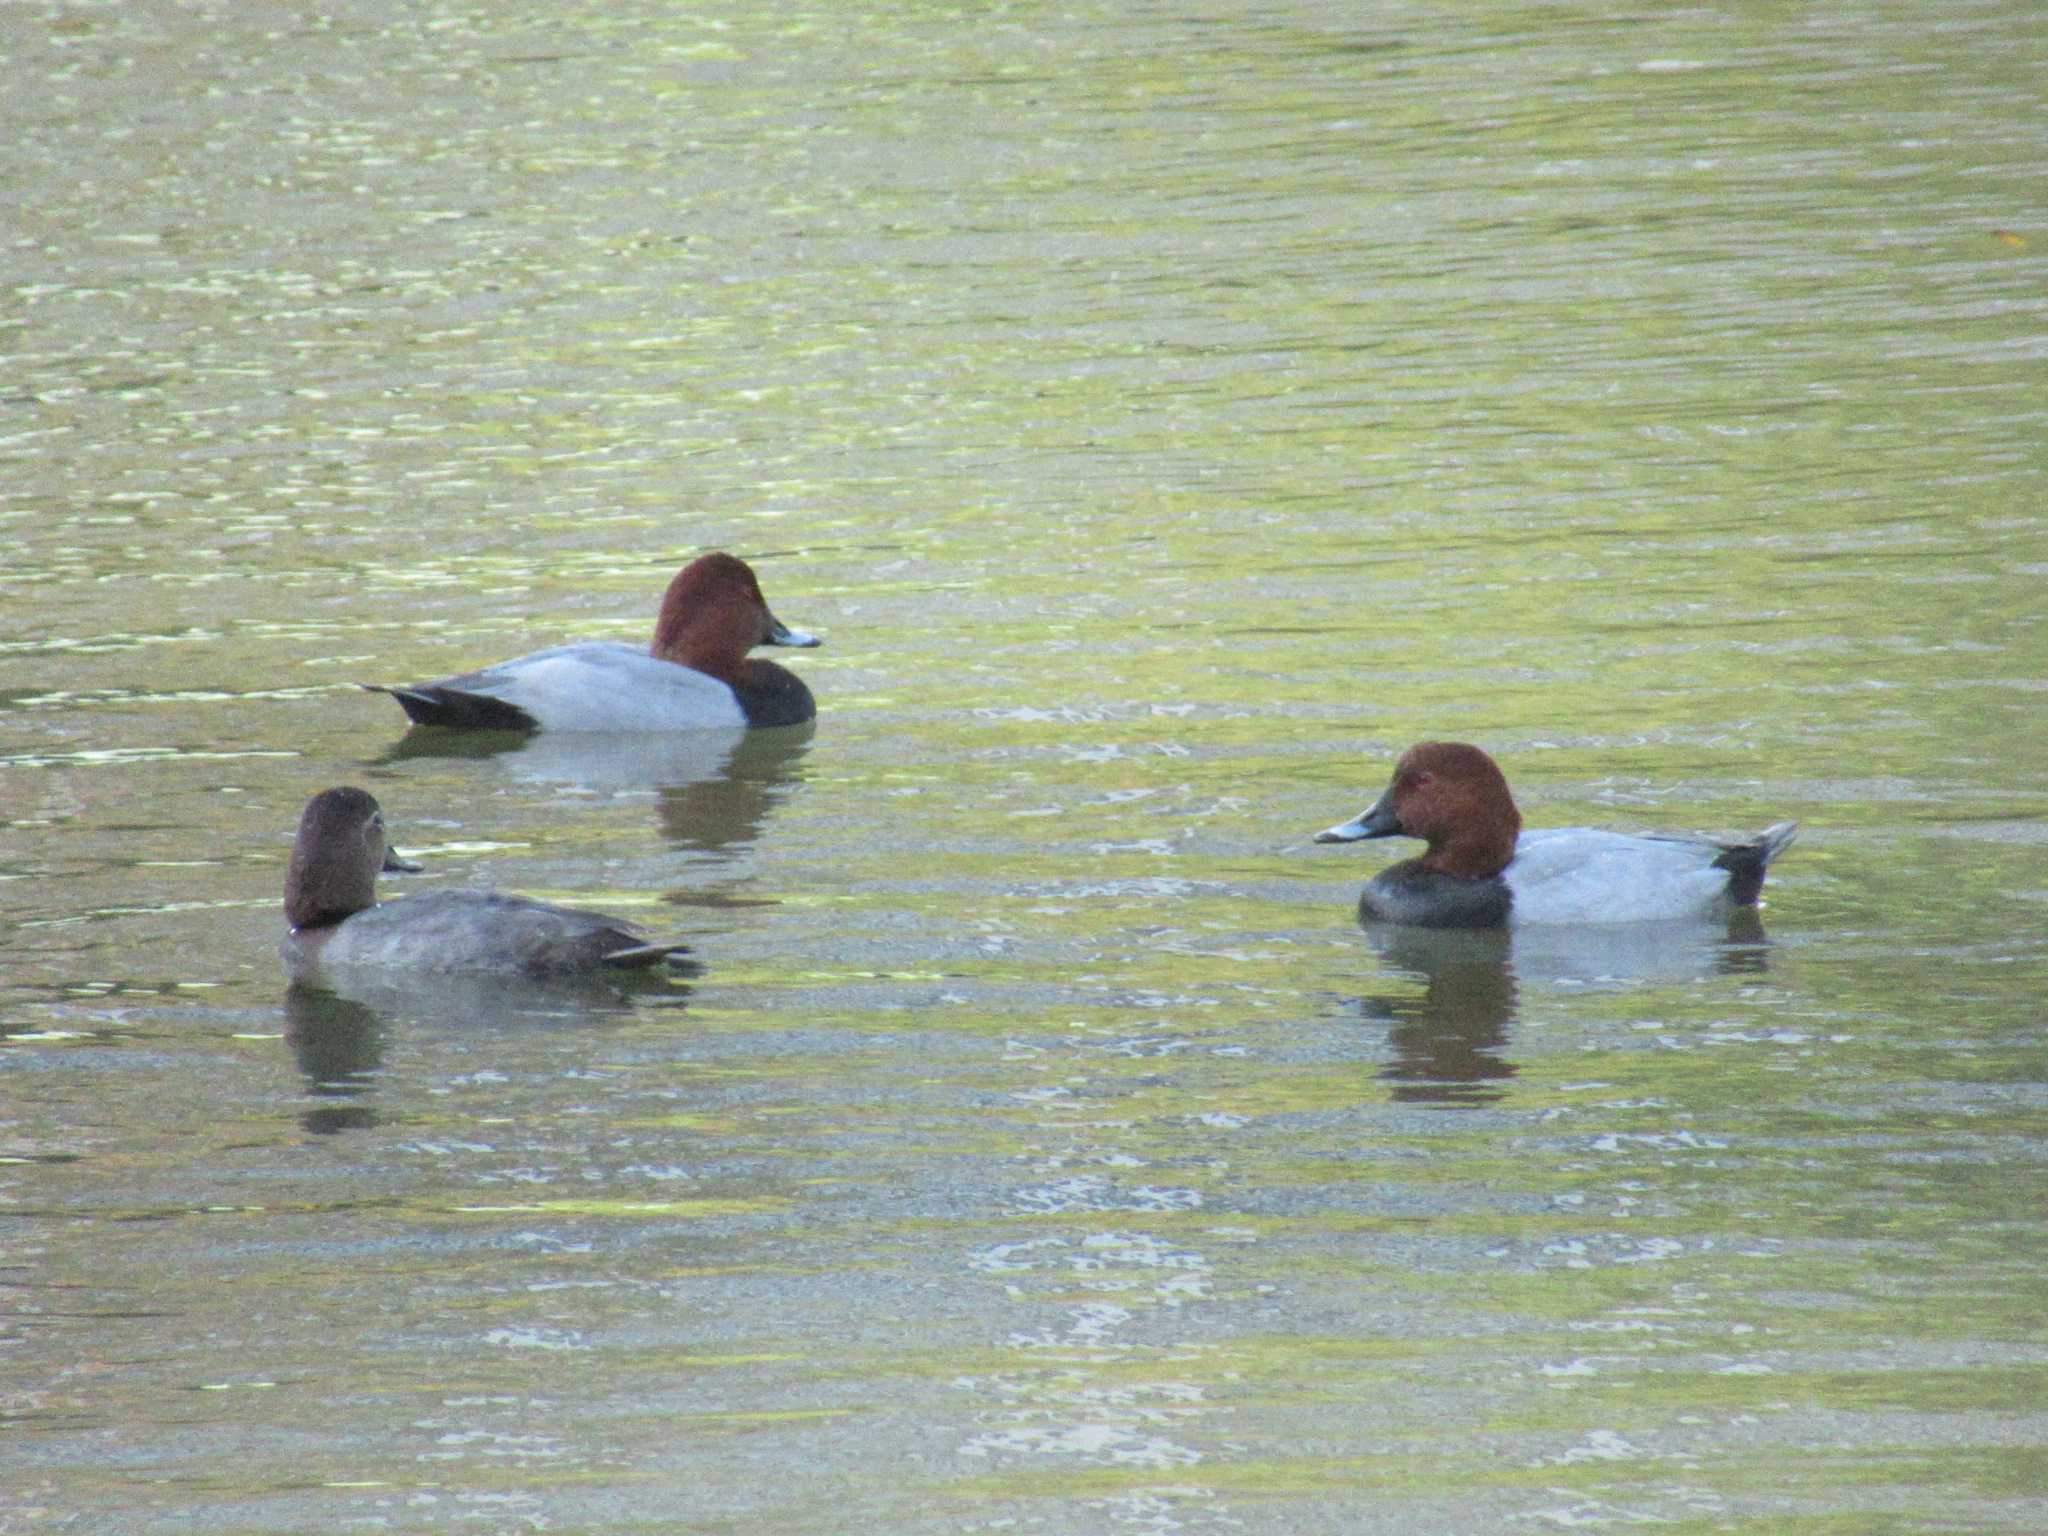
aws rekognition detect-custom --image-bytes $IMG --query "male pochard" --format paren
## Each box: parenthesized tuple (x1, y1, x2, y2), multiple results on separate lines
(1314, 742, 1798, 928)
(282, 787, 693, 979)
(366, 552, 819, 732)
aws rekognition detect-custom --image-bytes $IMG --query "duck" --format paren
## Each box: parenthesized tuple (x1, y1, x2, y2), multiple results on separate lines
(364, 552, 820, 732)
(1313, 741, 1798, 928)
(281, 787, 694, 979)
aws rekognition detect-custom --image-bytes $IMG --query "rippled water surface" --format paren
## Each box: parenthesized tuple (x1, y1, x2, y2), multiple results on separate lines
(5, 2, 2046, 1532)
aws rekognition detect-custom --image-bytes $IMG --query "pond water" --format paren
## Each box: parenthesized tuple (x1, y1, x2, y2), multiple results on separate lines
(5, 1, 2045, 1532)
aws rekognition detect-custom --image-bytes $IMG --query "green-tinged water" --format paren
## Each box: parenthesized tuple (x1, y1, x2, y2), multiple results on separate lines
(4, 1, 2045, 1532)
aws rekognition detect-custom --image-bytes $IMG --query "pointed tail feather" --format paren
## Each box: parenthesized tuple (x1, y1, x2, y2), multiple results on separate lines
(1714, 820, 1799, 907)
(600, 939, 698, 973)
(361, 683, 539, 731)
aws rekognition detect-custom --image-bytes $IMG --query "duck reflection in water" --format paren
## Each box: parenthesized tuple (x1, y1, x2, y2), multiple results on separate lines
(281, 970, 689, 1135)
(376, 721, 815, 856)
(283, 985, 384, 1135)
(653, 724, 814, 854)
(1350, 927, 1519, 1106)
(1350, 912, 1773, 1106)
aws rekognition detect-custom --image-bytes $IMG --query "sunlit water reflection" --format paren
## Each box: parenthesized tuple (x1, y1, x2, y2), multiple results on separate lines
(5, 1, 2046, 1532)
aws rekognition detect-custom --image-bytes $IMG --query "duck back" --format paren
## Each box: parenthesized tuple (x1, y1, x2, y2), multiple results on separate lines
(286, 889, 690, 979)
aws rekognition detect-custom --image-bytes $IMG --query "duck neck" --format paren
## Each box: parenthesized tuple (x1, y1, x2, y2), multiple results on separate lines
(650, 608, 753, 685)
(285, 877, 373, 931)
(1417, 815, 1519, 880)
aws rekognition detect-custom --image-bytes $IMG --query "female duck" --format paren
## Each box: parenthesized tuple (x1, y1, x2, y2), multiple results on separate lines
(282, 787, 693, 979)
(367, 552, 820, 732)
(1314, 741, 1798, 928)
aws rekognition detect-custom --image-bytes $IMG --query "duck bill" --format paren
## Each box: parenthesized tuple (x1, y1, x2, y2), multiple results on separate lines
(382, 846, 425, 873)
(1313, 793, 1402, 844)
(763, 610, 821, 648)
